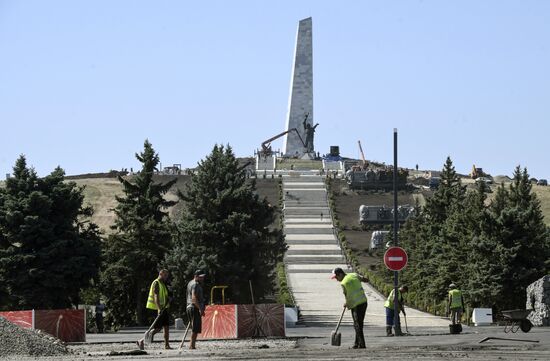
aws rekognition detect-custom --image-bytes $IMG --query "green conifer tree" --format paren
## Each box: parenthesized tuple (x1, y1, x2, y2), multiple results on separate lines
(0, 156, 101, 310)
(495, 167, 550, 309)
(100, 140, 176, 327)
(165, 145, 285, 314)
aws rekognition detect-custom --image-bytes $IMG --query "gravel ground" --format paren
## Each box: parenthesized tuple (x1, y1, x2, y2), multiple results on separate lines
(2, 323, 549, 361)
(2, 338, 298, 360)
(0, 316, 69, 357)
(4, 340, 549, 361)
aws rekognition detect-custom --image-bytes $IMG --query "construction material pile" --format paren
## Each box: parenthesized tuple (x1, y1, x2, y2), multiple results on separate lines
(0, 316, 69, 357)
(526, 275, 550, 326)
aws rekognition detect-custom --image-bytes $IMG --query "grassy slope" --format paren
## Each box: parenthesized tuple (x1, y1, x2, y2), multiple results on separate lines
(462, 178, 550, 225)
(331, 179, 431, 273)
(72, 176, 281, 234)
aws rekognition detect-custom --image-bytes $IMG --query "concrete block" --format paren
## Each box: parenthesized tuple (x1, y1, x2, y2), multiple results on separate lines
(472, 308, 493, 326)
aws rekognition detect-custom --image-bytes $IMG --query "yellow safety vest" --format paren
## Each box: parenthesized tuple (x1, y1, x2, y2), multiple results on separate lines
(384, 289, 403, 310)
(341, 273, 367, 309)
(449, 289, 463, 309)
(146, 279, 168, 310)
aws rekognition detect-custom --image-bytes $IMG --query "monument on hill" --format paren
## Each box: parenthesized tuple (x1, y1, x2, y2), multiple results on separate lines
(282, 17, 316, 159)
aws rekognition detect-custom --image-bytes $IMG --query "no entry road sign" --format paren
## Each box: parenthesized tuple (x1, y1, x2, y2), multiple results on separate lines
(384, 247, 408, 271)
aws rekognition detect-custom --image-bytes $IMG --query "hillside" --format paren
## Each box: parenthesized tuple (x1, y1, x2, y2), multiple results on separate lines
(72, 176, 280, 234)
(330, 176, 550, 288)
(330, 179, 432, 274)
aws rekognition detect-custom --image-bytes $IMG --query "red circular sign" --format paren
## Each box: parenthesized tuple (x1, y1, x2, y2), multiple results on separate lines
(384, 247, 408, 271)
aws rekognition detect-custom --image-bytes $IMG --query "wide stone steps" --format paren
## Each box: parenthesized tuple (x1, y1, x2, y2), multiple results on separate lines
(285, 233, 335, 239)
(284, 203, 328, 208)
(284, 211, 330, 218)
(284, 218, 332, 223)
(283, 228, 333, 235)
(286, 240, 339, 246)
(284, 223, 333, 228)
(286, 244, 342, 255)
(283, 182, 325, 188)
(281, 174, 355, 325)
(285, 256, 346, 264)
(283, 176, 324, 181)
(283, 215, 331, 220)
(286, 250, 342, 256)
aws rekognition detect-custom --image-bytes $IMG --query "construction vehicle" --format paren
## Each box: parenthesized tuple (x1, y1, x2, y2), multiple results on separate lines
(470, 165, 486, 179)
(351, 140, 369, 171)
(259, 128, 306, 157)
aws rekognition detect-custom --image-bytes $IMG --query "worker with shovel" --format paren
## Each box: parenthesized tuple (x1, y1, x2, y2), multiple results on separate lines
(331, 267, 368, 349)
(384, 285, 408, 336)
(186, 270, 206, 350)
(137, 269, 171, 350)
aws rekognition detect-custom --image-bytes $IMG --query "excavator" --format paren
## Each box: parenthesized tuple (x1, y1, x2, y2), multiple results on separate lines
(470, 165, 486, 179)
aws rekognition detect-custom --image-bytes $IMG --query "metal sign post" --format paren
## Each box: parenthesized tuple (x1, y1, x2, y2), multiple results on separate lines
(392, 128, 402, 336)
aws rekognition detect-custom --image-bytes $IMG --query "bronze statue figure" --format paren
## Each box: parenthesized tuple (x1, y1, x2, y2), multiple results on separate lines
(302, 113, 319, 153)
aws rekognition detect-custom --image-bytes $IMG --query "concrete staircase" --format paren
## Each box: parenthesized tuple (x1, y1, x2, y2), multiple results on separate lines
(282, 175, 354, 325)
(281, 173, 450, 329)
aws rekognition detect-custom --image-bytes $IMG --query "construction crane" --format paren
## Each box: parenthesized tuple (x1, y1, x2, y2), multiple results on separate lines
(259, 128, 306, 157)
(351, 140, 368, 171)
(358, 140, 368, 169)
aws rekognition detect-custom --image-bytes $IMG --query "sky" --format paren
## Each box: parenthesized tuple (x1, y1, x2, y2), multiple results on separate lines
(1, 0, 549, 178)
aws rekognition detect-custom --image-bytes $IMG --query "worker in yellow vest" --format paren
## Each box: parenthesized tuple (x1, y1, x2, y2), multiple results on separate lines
(331, 267, 369, 349)
(137, 269, 171, 350)
(384, 285, 408, 336)
(447, 283, 465, 325)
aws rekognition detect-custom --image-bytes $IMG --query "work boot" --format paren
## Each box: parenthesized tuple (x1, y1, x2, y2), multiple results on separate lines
(386, 326, 394, 337)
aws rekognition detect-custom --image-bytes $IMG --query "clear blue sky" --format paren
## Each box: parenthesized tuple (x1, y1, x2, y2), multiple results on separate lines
(1, 1, 549, 178)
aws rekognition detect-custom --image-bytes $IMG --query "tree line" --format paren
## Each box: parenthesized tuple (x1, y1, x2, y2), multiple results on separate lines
(400, 157, 550, 315)
(0, 140, 285, 328)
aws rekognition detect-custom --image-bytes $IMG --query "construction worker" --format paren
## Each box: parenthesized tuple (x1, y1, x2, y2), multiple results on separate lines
(187, 270, 206, 350)
(447, 283, 465, 325)
(94, 301, 105, 333)
(137, 269, 171, 350)
(331, 267, 368, 349)
(384, 285, 408, 336)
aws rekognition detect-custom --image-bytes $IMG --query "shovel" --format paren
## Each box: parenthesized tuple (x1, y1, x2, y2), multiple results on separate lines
(143, 309, 165, 345)
(331, 307, 346, 346)
(177, 321, 192, 353)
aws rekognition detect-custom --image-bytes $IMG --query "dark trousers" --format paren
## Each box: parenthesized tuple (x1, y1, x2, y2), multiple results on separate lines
(351, 302, 367, 348)
(95, 314, 104, 333)
(386, 307, 399, 326)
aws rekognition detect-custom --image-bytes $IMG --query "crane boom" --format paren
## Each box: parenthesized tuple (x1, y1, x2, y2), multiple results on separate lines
(358, 140, 367, 166)
(260, 128, 306, 156)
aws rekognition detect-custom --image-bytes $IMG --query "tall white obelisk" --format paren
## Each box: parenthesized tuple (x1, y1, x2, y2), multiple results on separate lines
(282, 17, 314, 158)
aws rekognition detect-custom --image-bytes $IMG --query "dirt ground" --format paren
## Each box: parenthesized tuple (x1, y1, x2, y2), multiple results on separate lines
(74, 175, 280, 234)
(330, 179, 429, 271)
(5, 326, 550, 361)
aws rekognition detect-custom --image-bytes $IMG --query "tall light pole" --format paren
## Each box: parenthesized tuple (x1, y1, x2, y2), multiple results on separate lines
(392, 128, 402, 336)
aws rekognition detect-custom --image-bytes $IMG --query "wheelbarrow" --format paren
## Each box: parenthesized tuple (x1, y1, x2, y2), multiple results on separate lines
(501, 309, 532, 333)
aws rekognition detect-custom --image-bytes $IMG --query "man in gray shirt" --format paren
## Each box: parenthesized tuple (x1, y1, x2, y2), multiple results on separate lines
(186, 270, 206, 350)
